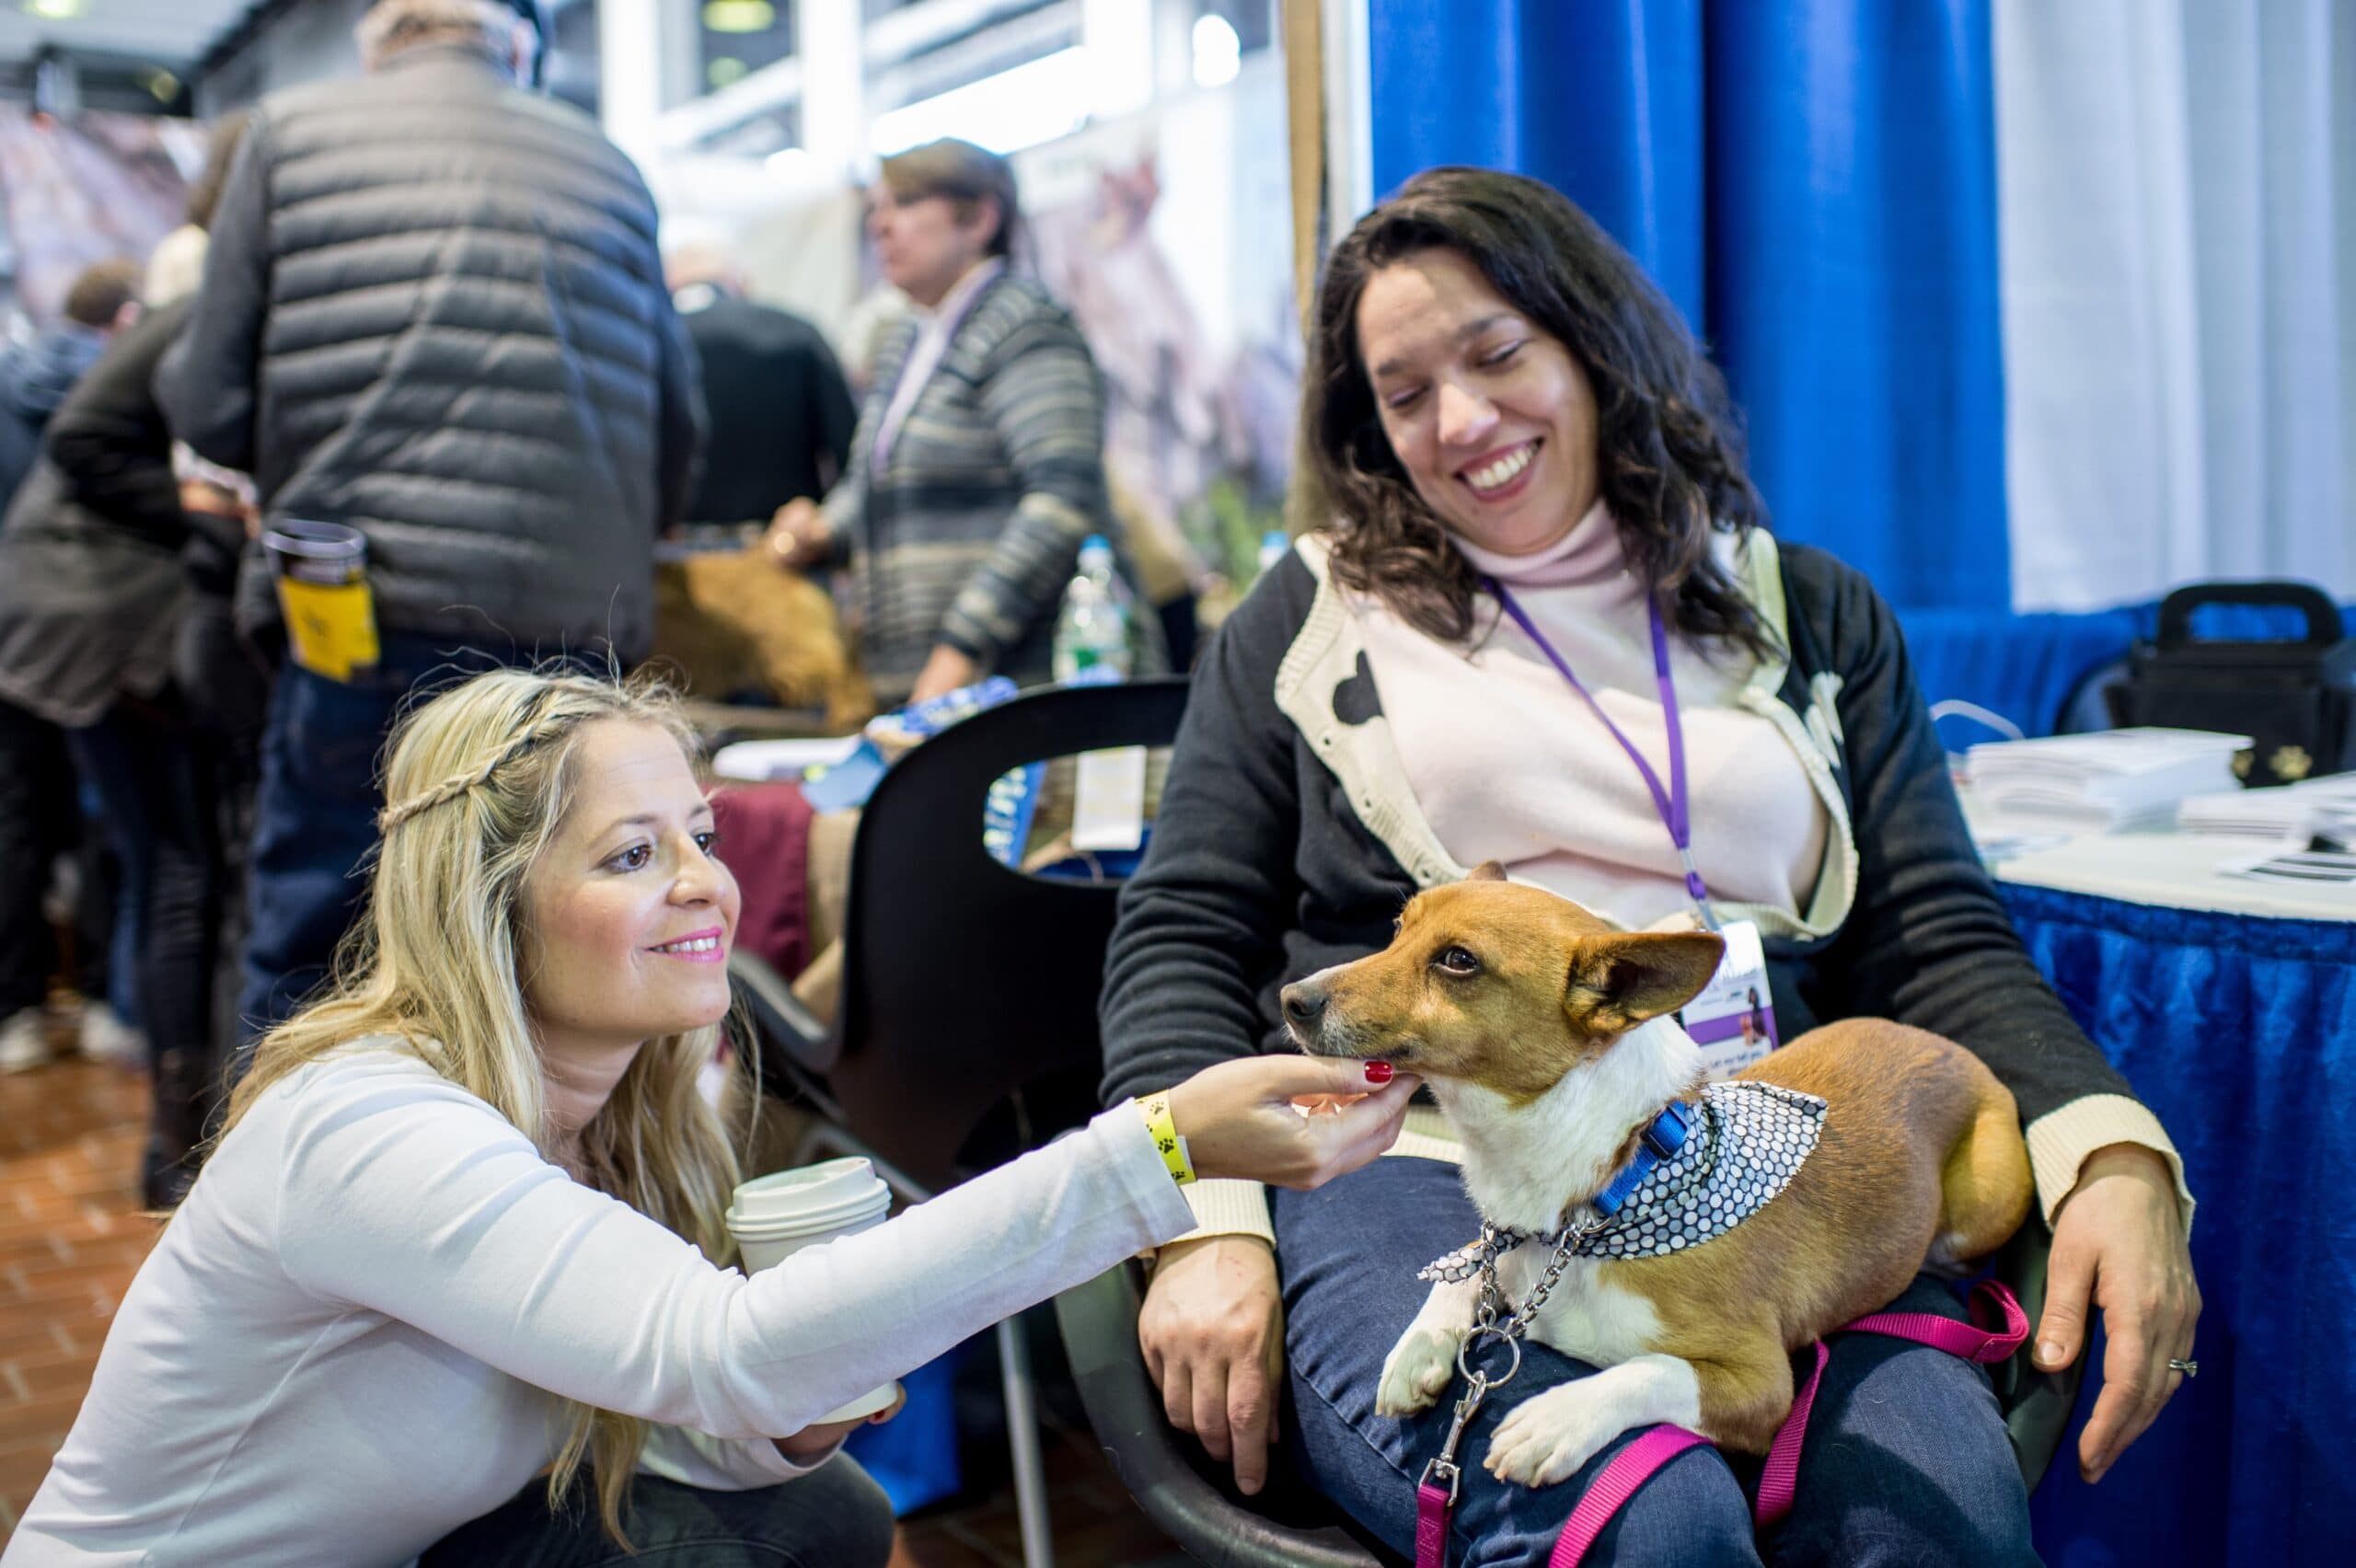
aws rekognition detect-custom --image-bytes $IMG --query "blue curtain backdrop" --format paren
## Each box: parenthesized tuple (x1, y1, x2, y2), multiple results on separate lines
(1364, 0, 2009, 612)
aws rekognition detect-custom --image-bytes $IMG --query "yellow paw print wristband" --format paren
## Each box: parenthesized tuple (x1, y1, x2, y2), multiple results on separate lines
(1136, 1093, 1195, 1187)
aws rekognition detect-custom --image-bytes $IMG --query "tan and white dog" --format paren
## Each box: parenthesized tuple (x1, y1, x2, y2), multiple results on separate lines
(1280, 864, 2032, 1488)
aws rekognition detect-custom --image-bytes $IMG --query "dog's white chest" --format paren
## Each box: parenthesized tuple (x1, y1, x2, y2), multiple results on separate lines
(1496, 1248, 1660, 1369)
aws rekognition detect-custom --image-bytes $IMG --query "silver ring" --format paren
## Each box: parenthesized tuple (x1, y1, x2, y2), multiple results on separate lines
(1458, 1327, 1524, 1389)
(2167, 1357, 2198, 1378)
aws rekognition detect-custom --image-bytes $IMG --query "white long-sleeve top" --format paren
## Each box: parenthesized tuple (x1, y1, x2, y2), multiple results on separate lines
(8, 1044, 1192, 1566)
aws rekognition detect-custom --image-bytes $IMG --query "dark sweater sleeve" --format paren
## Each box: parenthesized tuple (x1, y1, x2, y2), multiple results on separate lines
(44, 299, 191, 550)
(156, 119, 270, 474)
(1811, 555, 2135, 1125)
(653, 289, 706, 536)
(1099, 558, 1313, 1106)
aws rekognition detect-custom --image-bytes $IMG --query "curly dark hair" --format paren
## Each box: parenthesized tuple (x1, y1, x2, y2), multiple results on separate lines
(1303, 167, 1773, 656)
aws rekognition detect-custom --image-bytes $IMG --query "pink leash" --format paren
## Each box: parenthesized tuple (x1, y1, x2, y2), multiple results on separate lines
(1412, 1280, 2029, 1568)
(1753, 1278, 2029, 1528)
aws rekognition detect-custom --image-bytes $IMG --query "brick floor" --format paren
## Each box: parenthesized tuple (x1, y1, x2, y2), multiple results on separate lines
(0, 1024, 1184, 1562)
(0, 1020, 160, 1536)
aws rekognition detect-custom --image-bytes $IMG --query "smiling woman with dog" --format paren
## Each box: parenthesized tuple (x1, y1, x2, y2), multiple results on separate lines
(1101, 167, 2200, 1565)
(6, 668, 1420, 1565)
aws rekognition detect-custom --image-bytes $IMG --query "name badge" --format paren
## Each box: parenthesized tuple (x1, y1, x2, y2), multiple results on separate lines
(1070, 745, 1148, 853)
(1680, 917, 1778, 1080)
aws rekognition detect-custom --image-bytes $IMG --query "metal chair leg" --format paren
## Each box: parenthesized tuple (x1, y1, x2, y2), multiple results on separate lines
(997, 1312, 1056, 1568)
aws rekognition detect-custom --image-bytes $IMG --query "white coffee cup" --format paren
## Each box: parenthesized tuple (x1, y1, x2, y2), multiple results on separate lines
(726, 1157, 899, 1424)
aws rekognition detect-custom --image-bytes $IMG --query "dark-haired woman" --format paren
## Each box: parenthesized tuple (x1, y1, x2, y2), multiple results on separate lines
(1100, 168, 2198, 1564)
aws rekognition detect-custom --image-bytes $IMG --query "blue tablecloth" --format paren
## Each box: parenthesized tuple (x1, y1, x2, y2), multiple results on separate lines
(2003, 882, 2356, 1566)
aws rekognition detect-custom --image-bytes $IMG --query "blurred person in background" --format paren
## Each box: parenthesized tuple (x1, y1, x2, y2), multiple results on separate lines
(664, 232, 857, 527)
(0, 293, 240, 1207)
(0, 260, 140, 512)
(145, 111, 273, 1153)
(652, 233, 870, 727)
(0, 259, 144, 1078)
(766, 138, 1156, 705)
(0, 706, 103, 1075)
(156, 0, 702, 1053)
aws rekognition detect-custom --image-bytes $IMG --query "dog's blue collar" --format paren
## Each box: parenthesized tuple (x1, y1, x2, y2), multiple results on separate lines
(1589, 1100, 1696, 1218)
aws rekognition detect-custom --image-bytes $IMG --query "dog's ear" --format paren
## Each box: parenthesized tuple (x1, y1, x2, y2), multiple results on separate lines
(1565, 932, 1727, 1035)
(1465, 860, 1508, 883)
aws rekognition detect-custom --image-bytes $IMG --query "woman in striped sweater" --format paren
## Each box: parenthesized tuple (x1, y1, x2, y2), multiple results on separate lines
(769, 139, 1153, 704)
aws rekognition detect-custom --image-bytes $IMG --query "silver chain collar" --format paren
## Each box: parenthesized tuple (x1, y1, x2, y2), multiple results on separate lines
(1420, 1216, 1599, 1505)
(1415, 1083, 1826, 1504)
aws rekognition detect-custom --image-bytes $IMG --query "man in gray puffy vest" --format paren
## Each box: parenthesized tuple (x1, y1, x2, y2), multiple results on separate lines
(157, 0, 704, 1051)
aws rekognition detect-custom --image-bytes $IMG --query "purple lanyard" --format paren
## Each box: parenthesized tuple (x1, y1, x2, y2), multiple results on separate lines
(870, 271, 999, 478)
(1484, 579, 1720, 928)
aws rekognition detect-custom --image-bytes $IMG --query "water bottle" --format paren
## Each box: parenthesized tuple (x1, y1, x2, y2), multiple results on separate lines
(1052, 535, 1134, 685)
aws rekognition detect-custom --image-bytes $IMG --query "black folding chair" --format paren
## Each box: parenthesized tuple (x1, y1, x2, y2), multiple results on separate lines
(729, 676, 1192, 1568)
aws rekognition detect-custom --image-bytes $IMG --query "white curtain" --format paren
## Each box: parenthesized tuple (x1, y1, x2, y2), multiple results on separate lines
(1994, 0, 2356, 612)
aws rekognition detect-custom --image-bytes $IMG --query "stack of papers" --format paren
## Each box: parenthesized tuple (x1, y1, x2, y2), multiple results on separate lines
(2218, 848, 2356, 886)
(1963, 728, 2249, 831)
(2180, 775, 2356, 842)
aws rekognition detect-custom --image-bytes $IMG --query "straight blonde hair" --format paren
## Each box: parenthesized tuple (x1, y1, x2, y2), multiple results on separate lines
(223, 666, 748, 1548)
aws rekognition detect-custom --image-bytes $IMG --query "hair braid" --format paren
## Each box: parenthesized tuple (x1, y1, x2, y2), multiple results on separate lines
(375, 698, 560, 833)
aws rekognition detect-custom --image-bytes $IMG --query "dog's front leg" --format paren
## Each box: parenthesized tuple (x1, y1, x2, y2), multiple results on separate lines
(1375, 1274, 1484, 1418)
(1483, 1354, 1702, 1488)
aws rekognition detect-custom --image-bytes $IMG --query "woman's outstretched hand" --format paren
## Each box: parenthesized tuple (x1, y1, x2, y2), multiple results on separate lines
(1163, 1055, 1420, 1189)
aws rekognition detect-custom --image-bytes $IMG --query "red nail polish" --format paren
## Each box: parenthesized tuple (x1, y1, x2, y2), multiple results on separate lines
(1364, 1061, 1394, 1084)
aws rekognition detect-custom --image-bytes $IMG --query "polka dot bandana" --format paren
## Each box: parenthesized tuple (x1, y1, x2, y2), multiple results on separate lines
(1419, 1080, 1828, 1283)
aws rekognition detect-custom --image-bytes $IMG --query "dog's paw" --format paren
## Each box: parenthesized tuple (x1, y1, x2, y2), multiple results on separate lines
(1375, 1326, 1461, 1419)
(1483, 1382, 1631, 1489)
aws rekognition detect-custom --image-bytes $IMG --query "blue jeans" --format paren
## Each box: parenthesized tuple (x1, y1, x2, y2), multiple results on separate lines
(1272, 1157, 2039, 1567)
(73, 772, 144, 1034)
(236, 637, 549, 1055)
(418, 1458, 895, 1567)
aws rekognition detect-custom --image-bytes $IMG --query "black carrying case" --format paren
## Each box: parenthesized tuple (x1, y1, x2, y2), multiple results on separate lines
(2108, 581, 2356, 787)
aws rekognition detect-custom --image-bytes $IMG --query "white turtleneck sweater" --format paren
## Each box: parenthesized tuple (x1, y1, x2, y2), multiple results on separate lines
(1344, 501, 1830, 930)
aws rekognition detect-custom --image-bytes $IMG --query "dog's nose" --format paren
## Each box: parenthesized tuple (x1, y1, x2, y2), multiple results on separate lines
(1281, 983, 1327, 1025)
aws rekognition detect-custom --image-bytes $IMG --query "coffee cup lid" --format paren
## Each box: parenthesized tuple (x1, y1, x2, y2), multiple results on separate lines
(728, 1157, 887, 1229)
(727, 1182, 890, 1230)
(724, 1200, 889, 1241)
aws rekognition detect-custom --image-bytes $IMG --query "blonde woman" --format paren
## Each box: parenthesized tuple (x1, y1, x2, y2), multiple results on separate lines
(7, 669, 1419, 1565)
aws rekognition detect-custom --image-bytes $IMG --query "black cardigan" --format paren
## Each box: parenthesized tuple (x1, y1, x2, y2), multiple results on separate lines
(1099, 539, 2135, 1129)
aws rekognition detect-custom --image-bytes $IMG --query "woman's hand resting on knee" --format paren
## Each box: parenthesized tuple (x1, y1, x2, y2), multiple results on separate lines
(1141, 1236, 1287, 1497)
(1137, 1055, 1419, 1498)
